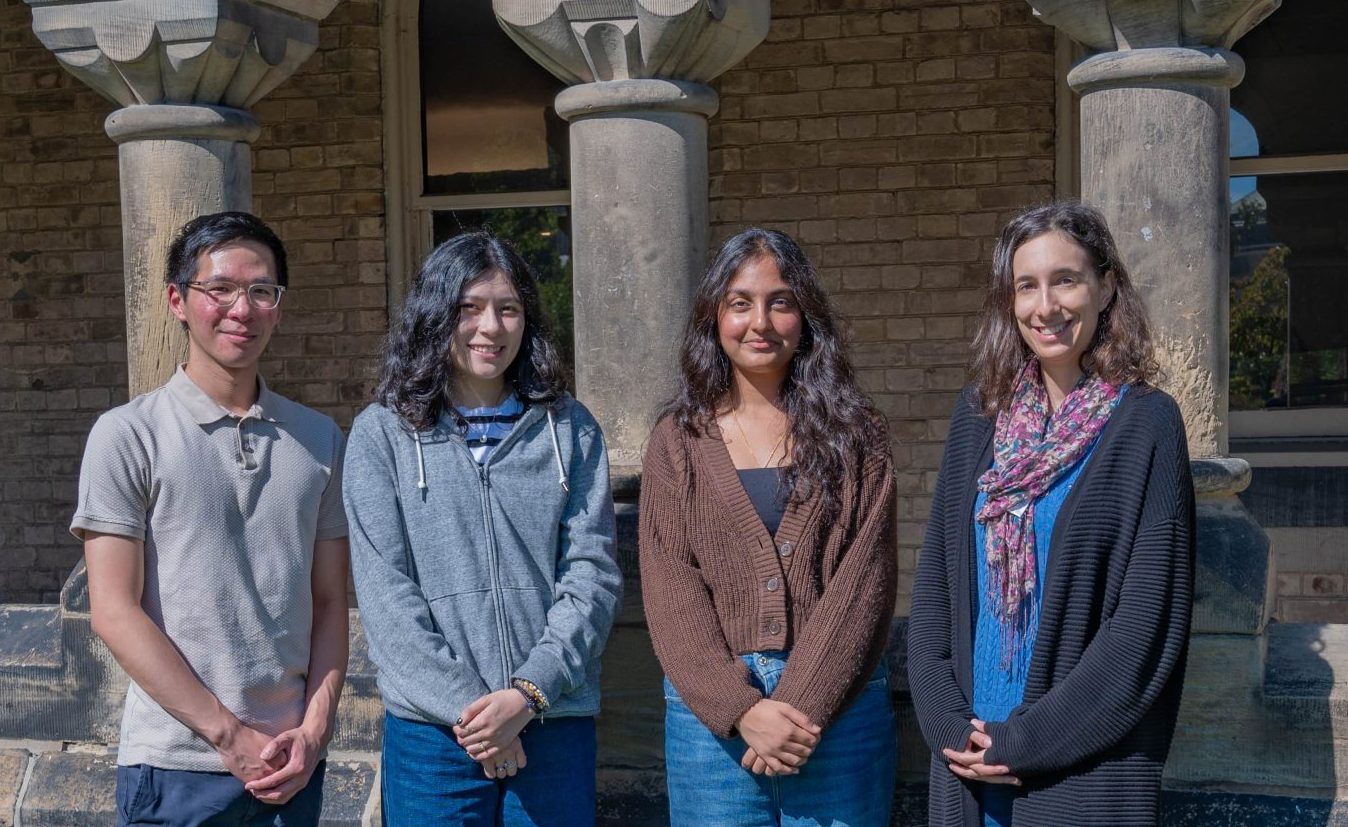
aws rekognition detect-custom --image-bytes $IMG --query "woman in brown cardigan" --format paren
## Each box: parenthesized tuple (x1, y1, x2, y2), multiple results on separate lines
(639, 227, 899, 826)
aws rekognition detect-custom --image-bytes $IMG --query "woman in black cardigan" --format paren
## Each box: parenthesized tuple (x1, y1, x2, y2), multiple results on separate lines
(908, 202, 1195, 826)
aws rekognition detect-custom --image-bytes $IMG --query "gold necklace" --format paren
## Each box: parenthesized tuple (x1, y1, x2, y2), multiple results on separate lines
(730, 407, 788, 468)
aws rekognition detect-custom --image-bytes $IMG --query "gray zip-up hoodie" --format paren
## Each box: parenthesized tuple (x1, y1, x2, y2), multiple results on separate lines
(343, 395, 622, 726)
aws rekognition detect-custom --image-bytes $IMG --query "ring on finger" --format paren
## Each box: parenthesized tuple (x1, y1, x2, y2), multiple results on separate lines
(495, 765, 506, 776)
(503, 759, 515, 770)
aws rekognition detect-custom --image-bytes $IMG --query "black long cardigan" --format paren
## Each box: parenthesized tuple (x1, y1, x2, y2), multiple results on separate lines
(908, 385, 1196, 826)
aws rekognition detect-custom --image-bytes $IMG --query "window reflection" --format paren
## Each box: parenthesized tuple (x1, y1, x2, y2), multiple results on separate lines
(419, 1, 569, 195)
(1229, 173, 1348, 409)
(1229, 2, 1348, 158)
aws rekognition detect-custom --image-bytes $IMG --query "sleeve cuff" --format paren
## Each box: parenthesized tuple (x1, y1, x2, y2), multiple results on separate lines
(982, 719, 1016, 767)
(316, 521, 349, 542)
(512, 649, 570, 706)
(69, 516, 144, 542)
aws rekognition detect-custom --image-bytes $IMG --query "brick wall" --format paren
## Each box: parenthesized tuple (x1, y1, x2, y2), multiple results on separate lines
(709, 0, 1057, 614)
(0, 0, 386, 602)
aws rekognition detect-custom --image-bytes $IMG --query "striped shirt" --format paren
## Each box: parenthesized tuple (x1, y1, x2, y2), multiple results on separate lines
(456, 393, 525, 464)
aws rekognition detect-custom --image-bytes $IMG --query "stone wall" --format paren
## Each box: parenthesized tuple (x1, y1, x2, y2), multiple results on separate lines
(709, 0, 1056, 613)
(0, 0, 1342, 621)
(0, 0, 386, 602)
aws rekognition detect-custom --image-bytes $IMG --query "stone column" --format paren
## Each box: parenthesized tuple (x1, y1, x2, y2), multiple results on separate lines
(1030, 0, 1280, 458)
(493, 0, 770, 471)
(26, 0, 339, 396)
(1029, 0, 1296, 799)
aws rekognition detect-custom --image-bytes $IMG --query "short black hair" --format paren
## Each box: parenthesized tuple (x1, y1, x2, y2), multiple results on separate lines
(165, 211, 288, 288)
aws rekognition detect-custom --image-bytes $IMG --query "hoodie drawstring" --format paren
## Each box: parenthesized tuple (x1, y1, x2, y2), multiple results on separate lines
(414, 430, 427, 490)
(410, 408, 567, 492)
(546, 407, 569, 492)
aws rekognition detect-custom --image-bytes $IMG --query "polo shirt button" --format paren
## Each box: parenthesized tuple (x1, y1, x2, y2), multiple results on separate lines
(778, 541, 793, 557)
(769, 621, 781, 635)
(766, 577, 779, 592)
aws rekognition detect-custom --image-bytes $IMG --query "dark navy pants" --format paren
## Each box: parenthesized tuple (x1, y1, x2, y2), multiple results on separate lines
(115, 761, 326, 827)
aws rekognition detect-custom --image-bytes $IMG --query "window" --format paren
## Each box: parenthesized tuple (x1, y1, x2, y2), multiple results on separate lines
(1228, 0, 1348, 443)
(384, 1, 573, 364)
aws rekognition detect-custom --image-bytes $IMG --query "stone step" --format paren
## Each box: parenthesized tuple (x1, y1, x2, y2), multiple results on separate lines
(0, 747, 378, 827)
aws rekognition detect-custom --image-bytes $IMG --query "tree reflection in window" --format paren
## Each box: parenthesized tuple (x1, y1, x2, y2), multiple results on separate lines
(1228, 173, 1348, 409)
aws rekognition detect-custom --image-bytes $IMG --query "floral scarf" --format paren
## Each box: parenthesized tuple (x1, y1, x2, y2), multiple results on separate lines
(976, 358, 1123, 664)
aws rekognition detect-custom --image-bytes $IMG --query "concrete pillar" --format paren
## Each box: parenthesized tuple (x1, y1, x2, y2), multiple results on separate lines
(493, 0, 770, 471)
(1028, 0, 1303, 801)
(26, 0, 340, 396)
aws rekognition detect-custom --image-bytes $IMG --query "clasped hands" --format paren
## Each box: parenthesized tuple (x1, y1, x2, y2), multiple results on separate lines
(215, 718, 323, 806)
(942, 718, 1021, 786)
(453, 688, 535, 779)
(736, 698, 822, 777)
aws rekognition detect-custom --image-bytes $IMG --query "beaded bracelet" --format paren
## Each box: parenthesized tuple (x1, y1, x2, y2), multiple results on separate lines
(511, 677, 550, 715)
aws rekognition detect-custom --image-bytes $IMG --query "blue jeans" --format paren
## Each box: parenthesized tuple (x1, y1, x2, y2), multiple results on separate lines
(115, 761, 326, 826)
(664, 651, 897, 827)
(381, 711, 596, 827)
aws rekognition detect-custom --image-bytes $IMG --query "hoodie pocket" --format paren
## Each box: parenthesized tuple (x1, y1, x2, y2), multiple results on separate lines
(426, 589, 503, 685)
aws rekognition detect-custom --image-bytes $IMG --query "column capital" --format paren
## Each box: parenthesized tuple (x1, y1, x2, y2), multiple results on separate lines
(493, 0, 769, 85)
(1068, 46, 1244, 93)
(554, 78, 718, 121)
(25, 0, 339, 110)
(1027, 0, 1280, 52)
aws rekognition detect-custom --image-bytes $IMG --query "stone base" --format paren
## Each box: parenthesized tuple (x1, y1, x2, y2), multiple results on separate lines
(0, 745, 377, 827)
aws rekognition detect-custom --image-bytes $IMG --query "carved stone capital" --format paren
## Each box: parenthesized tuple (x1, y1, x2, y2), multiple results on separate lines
(1027, 0, 1280, 51)
(25, 0, 340, 110)
(493, 0, 769, 85)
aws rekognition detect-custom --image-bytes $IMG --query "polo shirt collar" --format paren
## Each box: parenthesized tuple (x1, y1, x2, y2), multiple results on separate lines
(166, 365, 283, 425)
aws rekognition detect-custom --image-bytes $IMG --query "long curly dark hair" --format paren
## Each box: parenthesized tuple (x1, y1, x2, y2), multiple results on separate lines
(376, 231, 567, 430)
(970, 201, 1159, 416)
(662, 227, 889, 517)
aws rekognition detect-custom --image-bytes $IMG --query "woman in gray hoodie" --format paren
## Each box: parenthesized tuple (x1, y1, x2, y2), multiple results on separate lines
(343, 231, 622, 826)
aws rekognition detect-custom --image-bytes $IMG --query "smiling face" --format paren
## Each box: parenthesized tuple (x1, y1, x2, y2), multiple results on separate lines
(167, 239, 281, 373)
(1012, 230, 1114, 387)
(717, 255, 804, 389)
(449, 269, 526, 405)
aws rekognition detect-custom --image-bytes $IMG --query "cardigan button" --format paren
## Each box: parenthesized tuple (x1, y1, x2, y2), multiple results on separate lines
(766, 577, 780, 592)
(778, 541, 793, 557)
(768, 621, 781, 635)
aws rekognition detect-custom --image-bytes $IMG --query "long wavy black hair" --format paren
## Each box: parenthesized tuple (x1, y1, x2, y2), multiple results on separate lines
(376, 231, 567, 430)
(662, 227, 888, 517)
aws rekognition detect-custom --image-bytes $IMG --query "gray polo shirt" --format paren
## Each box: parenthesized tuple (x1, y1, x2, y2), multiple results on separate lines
(71, 367, 347, 771)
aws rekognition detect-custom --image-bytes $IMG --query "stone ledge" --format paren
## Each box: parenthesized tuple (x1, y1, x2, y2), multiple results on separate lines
(0, 750, 29, 827)
(19, 750, 118, 827)
(3, 748, 377, 827)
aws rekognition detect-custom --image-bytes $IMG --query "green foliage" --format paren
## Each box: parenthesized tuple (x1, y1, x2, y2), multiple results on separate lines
(1229, 244, 1289, 409)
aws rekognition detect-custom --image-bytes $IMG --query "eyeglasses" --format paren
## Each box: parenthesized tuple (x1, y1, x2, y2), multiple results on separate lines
(185, 280, 286, 310)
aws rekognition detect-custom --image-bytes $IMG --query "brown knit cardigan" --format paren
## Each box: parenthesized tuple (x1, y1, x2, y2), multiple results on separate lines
(639, 414, 897, 738)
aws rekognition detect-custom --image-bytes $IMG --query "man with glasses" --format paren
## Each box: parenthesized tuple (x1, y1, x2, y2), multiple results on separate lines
(72, 212, 349, 826)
